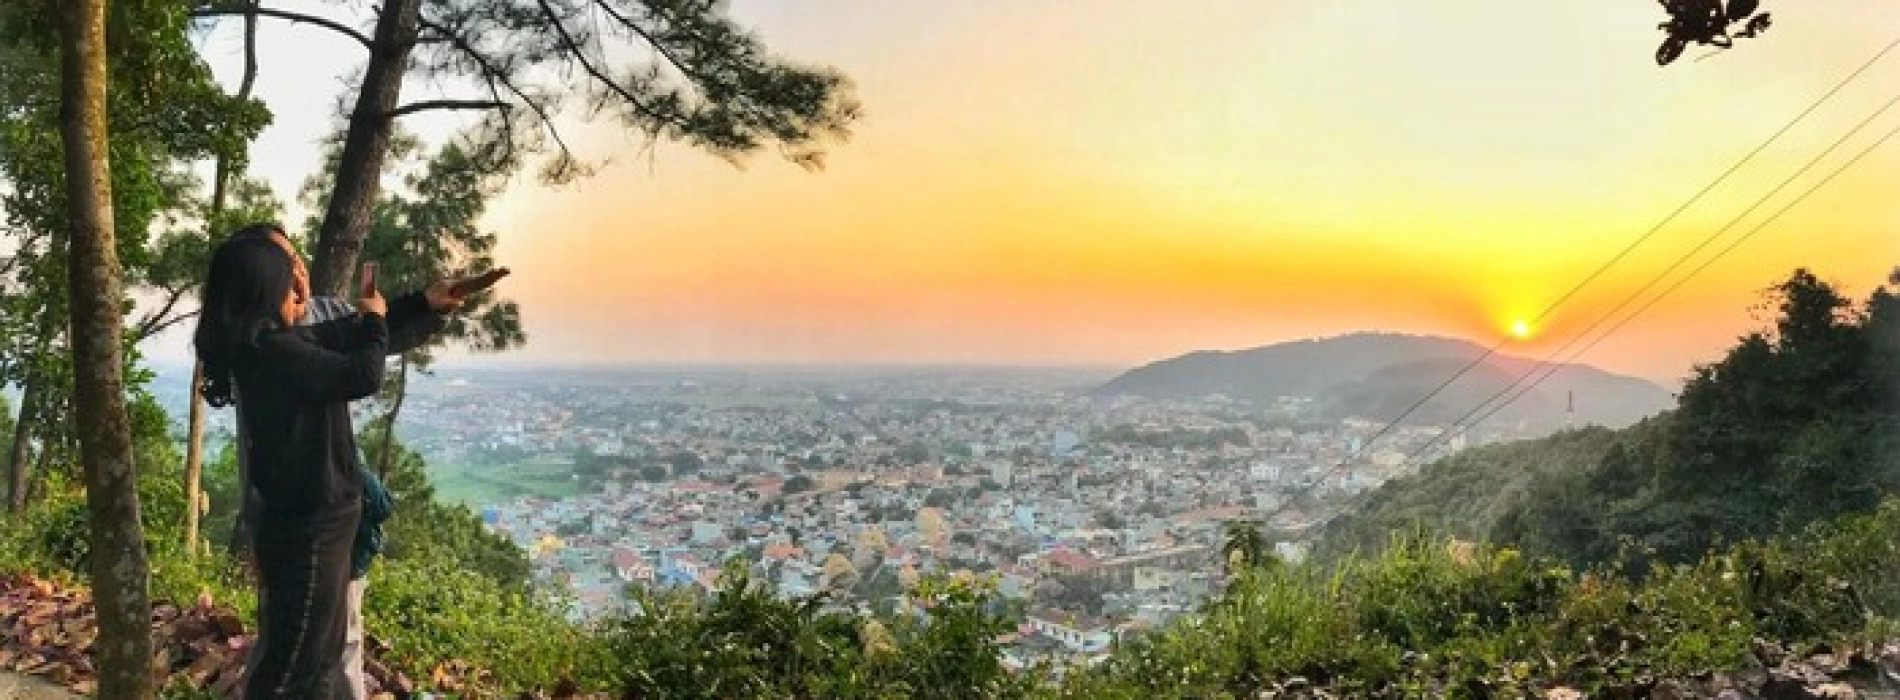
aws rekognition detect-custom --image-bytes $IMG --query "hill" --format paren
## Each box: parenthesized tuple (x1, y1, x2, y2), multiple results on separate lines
(1316, 270, 1900, 569)
(1098, 332, 1672, 430)
(1311, 420, 1655, 561)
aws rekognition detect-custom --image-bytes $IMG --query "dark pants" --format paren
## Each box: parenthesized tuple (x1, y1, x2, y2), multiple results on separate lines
(244, 506, 359, 700)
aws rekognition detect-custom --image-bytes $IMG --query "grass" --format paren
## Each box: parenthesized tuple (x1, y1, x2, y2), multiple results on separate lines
(427, 452, 587, 508)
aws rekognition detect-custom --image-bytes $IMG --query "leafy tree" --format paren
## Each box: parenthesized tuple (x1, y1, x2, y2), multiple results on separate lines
(49, 0, 154, 693)
(1340, 268, 1900, 572)
(668, 450, 704, 476)
(557, 517, 594, 538)
(188, 0, 862, 297)
(896, 442, 931, 464)
(0, 0, 268, 517)
(1315, 425, 1625, 562)
(1221, 519, 1272, 575)
(301, 126, 526, 477)
(782, 474, 815, 494)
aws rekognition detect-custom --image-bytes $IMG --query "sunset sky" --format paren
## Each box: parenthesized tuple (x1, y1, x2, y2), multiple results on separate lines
(169, 1, 1900, 384)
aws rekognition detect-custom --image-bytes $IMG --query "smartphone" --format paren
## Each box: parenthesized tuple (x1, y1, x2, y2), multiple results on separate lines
(359, 261, 378, 296)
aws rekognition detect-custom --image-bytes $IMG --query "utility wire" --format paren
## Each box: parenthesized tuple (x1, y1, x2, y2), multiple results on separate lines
(1343, 38, 1900, 463)
(1430, 118, 1900, 453)
(1263, 38, 1900, 523)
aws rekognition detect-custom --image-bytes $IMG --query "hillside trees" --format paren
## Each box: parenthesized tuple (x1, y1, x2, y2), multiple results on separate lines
(1498, 269, 1900, 567)
(0, 0, 269, 516)
(1322, 268, 1899, 571)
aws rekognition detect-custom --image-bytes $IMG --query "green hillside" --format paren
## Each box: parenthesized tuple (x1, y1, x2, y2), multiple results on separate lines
(1319, 269, 1900, 571)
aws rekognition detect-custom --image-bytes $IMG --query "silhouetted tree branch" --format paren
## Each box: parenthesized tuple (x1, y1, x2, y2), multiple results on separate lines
(188, 6, 374, 50)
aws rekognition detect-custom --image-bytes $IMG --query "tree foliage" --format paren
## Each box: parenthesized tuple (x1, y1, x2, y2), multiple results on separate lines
(0, 0, 271, 514)
(188, 0, 861, 295)
(1325, 268, 1900, 572)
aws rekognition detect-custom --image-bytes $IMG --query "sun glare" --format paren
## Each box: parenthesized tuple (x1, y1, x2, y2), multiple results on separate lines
(1510, 319, 1532, 340)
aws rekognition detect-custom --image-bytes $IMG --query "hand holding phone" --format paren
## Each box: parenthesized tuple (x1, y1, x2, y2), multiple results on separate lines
(358, 261, 386, 316)
(359, 261, 379, 296)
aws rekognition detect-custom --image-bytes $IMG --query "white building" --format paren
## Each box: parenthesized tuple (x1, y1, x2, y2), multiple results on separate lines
(1025, 611, 1112, 654)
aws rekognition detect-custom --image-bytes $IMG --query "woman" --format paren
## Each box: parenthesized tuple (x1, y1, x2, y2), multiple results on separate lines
(194, 232, 435, 698)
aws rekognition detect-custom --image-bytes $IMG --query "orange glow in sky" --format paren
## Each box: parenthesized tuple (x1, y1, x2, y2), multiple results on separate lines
(195, 0, 1900, 384)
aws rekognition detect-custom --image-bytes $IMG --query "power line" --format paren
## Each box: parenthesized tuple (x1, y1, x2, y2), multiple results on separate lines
(1400, 86, 1900, 466)
(1439, 118, 1900, 447)
(1342, 37, 1900, 462)
(1260, 39, 1900, 522)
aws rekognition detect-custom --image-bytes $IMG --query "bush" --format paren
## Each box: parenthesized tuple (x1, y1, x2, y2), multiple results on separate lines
(364, 557, 596, 692)
(1062, 500, 1900, 697)
(597, 562, 1029, 699)
(1347, 532, 1568, 651)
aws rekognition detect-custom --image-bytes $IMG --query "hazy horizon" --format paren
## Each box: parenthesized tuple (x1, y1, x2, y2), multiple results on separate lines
(138, 328, 1694, 390)
(144, 1, 1900, 386)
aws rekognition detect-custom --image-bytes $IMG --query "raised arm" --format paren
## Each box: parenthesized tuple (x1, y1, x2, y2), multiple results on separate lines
(259, 313, 390, 403)
(384, 290, 448, 354)
(306, 293, 444, 355)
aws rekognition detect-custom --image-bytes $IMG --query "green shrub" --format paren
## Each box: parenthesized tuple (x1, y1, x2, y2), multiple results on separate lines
(598, 563, 1028, 699)
(363, 556, 596, 692)
(1347, 532, 1568, 650)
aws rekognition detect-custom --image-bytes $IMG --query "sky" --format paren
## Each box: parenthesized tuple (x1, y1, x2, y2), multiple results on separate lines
(159, 1, 1900, 385)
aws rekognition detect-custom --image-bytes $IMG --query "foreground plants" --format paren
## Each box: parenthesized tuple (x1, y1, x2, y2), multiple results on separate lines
(3, 488, 1898, 698)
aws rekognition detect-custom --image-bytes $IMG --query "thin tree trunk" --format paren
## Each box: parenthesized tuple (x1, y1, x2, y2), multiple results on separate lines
(186, 0, 260, 557)
(6, 363, 39, 509)
(30, 418, 57, 496)
(57, 0, 154, 695)
(183, 361, 206, 555)
(310, 0, 423, 295)
(376, 354, 410, 479)
(6, 369, 37, 512)
(8, 307, 59, 512)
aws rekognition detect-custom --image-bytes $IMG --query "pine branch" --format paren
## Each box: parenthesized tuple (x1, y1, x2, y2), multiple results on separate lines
(386, 99, 511, 119)
(188, 6, 373, 51)
(418, 18, 576, 162)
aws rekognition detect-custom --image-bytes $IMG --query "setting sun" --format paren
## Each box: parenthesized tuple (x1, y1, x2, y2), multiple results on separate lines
(1510, 319, 1532, 340)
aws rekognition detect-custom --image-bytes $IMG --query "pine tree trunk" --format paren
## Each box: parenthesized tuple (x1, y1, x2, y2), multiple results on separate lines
(183, 360, 206, 555)
(376, 354, 410, 479)
(310, 0, 422, 296)
(57, 0, 154, 695)
(5, 369, 36, 512)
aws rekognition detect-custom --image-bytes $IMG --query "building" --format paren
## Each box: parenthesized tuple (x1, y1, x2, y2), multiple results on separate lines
(1025, 610, 1112, 654)
(612, 548, 655, 583)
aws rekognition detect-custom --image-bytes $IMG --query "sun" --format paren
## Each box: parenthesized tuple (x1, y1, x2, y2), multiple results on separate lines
(1509, 319, 1532, 340)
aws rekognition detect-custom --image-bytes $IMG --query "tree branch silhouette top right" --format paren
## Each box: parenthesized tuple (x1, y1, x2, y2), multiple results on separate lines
(1656, 0, 1773, 66)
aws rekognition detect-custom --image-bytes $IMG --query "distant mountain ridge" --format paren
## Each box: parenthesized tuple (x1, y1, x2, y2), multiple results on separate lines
(1097, 332, 1672, 430)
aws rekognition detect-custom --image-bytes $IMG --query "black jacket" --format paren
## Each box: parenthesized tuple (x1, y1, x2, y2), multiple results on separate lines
(234, 292, 443, 533)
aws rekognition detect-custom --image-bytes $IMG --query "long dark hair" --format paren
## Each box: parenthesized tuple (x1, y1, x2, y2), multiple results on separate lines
(194, 224, 295, 408)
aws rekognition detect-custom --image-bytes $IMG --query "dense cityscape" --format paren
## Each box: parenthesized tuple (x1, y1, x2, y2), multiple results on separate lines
(161, 364, 1518, 669)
